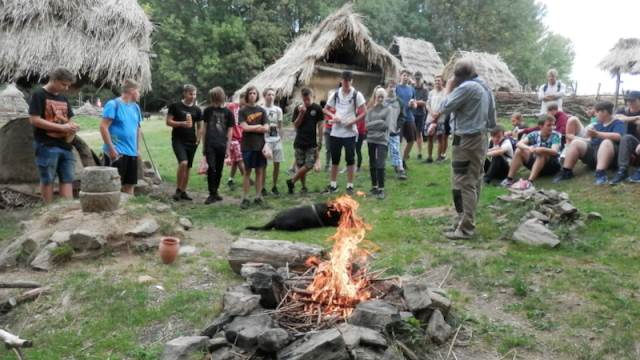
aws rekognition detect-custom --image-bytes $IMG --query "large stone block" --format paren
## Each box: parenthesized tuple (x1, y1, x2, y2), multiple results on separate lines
(80, 166, 121, 192)
(79, 191, 121, 213)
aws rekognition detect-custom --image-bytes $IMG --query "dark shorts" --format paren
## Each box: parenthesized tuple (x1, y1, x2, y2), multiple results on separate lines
(582, 142, 618, 170)
(34, 142, 75, 185)
(414, 115, 426, 138)
(104, 154, 138, 185)
(402, 121, 418, 142)
(524, 154, 561, 176)
(172, 138, 198, 168)
(330, 136, 356, 166)
(295, 147, 318, 169)
(242, 150, 267, 169)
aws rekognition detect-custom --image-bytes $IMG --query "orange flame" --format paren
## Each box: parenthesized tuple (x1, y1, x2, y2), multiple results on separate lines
(303, 195, 373, 317)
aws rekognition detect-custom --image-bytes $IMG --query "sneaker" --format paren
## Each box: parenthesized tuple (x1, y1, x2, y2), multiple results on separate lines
(369, 187, 380, 195)
(227, 179, 234, 188)
(323, 185, 338, 194)
(610, 169, 628, 185)
(500, 178, 514, 187)
(172, 190, 182, 202)
(436, 155, 447, 162)
(271, 187, 280, 196)
(204, 196, 216, 205)
(346, 186, 354, 195)
(594, 171, 608, 186)
(376, 189, 385, 200)
(286, 179, 295, 194)
(213, 194, 223, 202)
(180, 191, 193, 201)
(261, 188, 268, 197)
(417, 154, 423, 160)
(403, 160, 409, 171)
(511, 179, 534, 191)
(553, 169, 574, 183)
(300, 187, 308, 194)
(397, 170, 408, 180)
(629, 169, 640, 183)
(424, 158, 434, 164)
(240, 198, 251, 209)
(254, 197, 264, 206)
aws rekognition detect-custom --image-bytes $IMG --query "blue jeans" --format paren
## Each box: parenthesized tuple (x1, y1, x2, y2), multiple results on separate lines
(388, 134, 402, 168)
(34, 142, 75, 185)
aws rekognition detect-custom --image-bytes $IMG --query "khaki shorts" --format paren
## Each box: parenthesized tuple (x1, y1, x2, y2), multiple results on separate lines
(266, 140, 284, 163)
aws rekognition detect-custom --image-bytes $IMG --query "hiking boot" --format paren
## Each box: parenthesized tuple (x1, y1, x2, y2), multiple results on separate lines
(271, 186, 280, 196)
(172, 190, 182, 202)
(323, 185, 339, 194)
(240, 198, 251, 209)
(444, 229, 473, 240)
(376, 189, 385, 200)
(346, 186, 355, 195)
(204, 196, 216, 205)
(594, 170, 608, 185)
(500, 178, 514, 187)
(610, 169, 628, 185)
(553, 169, 574, 183)
(213, 193, 223, 202)
(629, 169, 640, 183)
(180, 191, 193, 201)
(254, 197, 264, 206)
(300, 186, 308, 194)
(261, 188, 268, 197)
(286, 179, 295, 194)
(397, 170, 408, 180)
(369, 187, 380, 195)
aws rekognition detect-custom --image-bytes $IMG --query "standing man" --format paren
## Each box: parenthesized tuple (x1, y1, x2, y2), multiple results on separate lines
(395, 70, 418, 170)
(431, 60, 496, 240)
(286, 88, 324, 194)
(100, 80, 144, 195)
(166, 84, 203, 201)
(262, 88, 284, 195)
(28, 67, 79, 203)
(323, 70, 366, 195)
(412, 71, 429, 160)
(538, 69, 566, 114)
(239, 86, 269, 208)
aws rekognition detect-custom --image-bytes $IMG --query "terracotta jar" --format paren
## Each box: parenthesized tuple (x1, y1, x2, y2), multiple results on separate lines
(159, 237, 180, 264)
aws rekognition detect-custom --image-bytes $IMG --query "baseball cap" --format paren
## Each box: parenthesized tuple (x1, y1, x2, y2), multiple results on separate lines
(341, 70, 353, 81)
(624, 91, 640, 101)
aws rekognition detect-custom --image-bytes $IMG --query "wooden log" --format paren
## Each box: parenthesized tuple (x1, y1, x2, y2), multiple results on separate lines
(0, 286, 51, 314)
(0, 329, 33, 348)
(227, 238, 324, 274)
(0, 281, 41, 289)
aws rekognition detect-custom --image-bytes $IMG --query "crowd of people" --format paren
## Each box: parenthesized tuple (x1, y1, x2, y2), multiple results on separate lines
(28, 65, 640, 239)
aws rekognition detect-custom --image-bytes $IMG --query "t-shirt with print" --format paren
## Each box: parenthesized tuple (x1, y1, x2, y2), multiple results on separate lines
(592, 119, 626, 147)
(102, 98, 142, 156)
(293, 103, 323, 149)
(412, 85, 429, 118)
(238, 105, 267, 151)
(616, 108, 640, 138)
(262, 104, 283, 143)
(167, 101, 202, 143)
(395, 84, 416, 123)
(526, 130, 561, 152)
(202, 106, 234, 150)
(489, 137, 515, 164)
(327, 87, 366, 138)
(28, 88, 75, 150)
(427, 89, 446, 124)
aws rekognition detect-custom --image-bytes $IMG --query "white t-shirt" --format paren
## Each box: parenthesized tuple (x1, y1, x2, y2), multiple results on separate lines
(427, 89, 446, 124)
(262, 104, 283, 143)
(538, 81, 566, 114)
(490, 138, 514, 165)
(327, 87, 366, 138)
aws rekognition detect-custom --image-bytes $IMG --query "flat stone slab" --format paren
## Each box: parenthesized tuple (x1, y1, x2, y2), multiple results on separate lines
(336, 323, 387, 349)
(278, 328, 350, 360)
(349, 300, 400, 331)
(513, 219, 560, 248)
(69, 229, 105, 251)
(224, 313, 274, 350)
(402, 279, 432, 313)
(160, 336, 208, 360)
(126, 218, 160, 237)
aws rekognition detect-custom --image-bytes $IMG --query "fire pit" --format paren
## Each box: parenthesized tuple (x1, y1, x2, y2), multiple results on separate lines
(163, 196, 457, 359)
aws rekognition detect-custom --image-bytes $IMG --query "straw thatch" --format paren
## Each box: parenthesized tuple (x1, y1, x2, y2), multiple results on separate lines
(442, 50, 520, 91)
(234, 4, 401, 100)
(598, 38, 640, 76)
(0, 0, 153, 91)
(0, 84, 28, 123)
(389, 36, 444, 84)
(73, 101, 102, 117)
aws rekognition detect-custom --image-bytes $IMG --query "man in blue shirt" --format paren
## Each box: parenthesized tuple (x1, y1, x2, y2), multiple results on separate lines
(554, 101, 625, 185)
(395, 70, 417, 170)
(100, 80, 143, 194)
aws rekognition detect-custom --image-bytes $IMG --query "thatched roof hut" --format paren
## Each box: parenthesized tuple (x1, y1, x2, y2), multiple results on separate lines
(0, 84, 28, 123)
(442, 50, 520, 91)
(0, 0, 153, 91)
(234, 4, 401, 105)
(598, 38, 640, 75)
(389, 36, 444, 84)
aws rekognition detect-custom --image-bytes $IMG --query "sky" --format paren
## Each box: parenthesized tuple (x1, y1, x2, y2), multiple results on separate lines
(537, 0, 640, 95)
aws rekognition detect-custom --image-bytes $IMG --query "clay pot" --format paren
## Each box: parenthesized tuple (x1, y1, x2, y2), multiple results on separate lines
(159, 237, 180, 264)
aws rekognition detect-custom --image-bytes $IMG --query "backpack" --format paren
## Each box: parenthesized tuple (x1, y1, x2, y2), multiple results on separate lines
(543, 81, 562, 92)
(330, 87, 361, 116)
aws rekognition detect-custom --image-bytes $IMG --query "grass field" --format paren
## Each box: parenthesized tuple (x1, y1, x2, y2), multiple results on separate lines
(1, 115, 639, 359)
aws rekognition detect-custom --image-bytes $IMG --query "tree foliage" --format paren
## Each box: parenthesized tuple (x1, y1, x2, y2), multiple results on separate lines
(139, 0, 574, 109)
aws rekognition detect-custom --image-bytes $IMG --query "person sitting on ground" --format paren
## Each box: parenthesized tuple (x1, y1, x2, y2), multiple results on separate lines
(384, 80, 407, 179)
(286, 88, 324, 194)
(238, 86, 269, 208)
(365, 87, 394, 199)
(28, 67, 79, 203)
(554, 101, 626, 185)
(484, 125, 514, 184)
(501, 116, 561, 189)
(166, 84, 203, 201)
(547, 102, 569, 137)
(610, 91, 640, 184)
(538, 68, 566, 114)
(508, 112, 525, 139)
(261, 88, 284, 196)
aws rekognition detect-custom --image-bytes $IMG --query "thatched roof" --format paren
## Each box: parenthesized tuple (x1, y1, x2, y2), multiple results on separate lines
(389, 36, 444, 84)
(74, 101, 102, 117)
(0, 0, 153, 91)
(0, 84, 28, 124)
(598, 38, 640, 75)
(234, 4, 401, 99)
(442, 50, 520, 91)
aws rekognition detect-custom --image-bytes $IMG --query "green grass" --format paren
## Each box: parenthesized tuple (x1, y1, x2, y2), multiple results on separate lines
(3, 115, 640, 358)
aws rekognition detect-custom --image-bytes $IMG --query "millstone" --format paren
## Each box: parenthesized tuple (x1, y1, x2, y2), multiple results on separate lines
(79, 191, 121, 213)
(80, 166, 121, 192)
